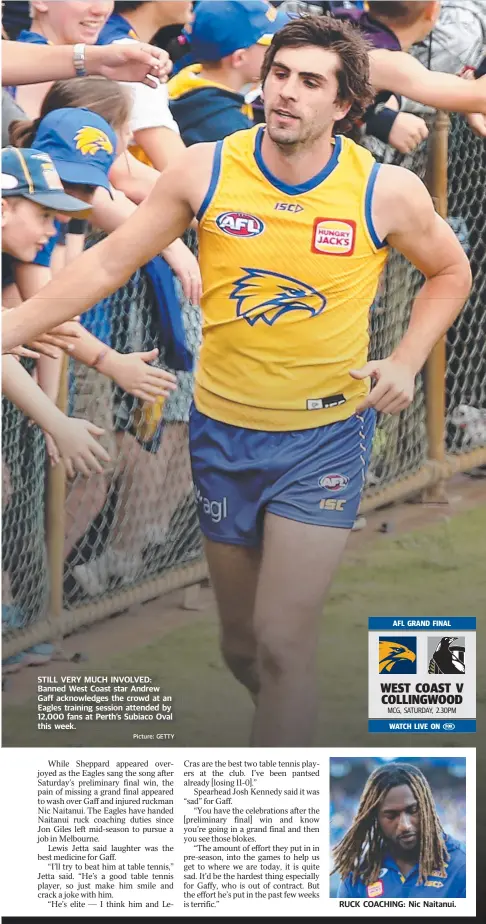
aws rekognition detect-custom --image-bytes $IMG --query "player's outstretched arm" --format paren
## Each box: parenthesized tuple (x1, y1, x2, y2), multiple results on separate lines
(2, 146, 210, 353)
(352, 166, 472, 415)
(369, 49, 486, 114)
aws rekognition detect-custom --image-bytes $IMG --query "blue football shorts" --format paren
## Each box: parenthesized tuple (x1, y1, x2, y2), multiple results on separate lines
(189, 405, 376, 546)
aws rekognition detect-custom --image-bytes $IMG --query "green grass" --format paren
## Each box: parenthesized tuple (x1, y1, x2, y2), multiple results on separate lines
(3, 507, 485, 751)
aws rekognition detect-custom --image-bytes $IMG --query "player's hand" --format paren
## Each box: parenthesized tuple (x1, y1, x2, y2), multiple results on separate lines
(92, 42, 172, 87)
(103, 348, 178, 402)
(388, 113, 429, 154)
(27, 321, 81, 359)
(162, 240, 202, 305)
(350, 358, 415, 415)
(48, 418, 111, 478)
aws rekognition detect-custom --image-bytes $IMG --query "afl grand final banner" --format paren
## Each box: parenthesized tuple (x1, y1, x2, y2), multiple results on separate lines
(368, 618, 476, 733)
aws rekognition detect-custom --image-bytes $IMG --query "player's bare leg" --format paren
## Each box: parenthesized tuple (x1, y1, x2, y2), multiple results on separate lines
(204, 539, 261, 699)
(250, 514, 350, 747)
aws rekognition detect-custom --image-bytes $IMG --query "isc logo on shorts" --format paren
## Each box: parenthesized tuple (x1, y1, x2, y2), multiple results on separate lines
(311, 218, 356, 256)
(216, 212, 264, 237)
(320, 498, 346, 511)
(367, 881, 384, 898)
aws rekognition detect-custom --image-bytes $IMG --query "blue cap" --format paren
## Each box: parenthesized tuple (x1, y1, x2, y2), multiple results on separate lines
(33, 108, 117, 194)
(1, 146, 89, 212)
(189, 0, 290, 62)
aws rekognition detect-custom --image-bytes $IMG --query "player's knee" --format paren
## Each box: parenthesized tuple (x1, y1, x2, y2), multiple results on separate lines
(220, 641, 259, 695)
(257, 635, 314, 681)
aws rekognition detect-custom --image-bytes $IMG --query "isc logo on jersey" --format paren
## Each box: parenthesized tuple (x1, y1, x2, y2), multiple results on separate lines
(216, 212, 264, 237)
(312, 218, 356, 256)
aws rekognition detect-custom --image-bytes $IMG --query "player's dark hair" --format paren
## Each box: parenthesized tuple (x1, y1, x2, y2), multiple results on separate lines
(368, 2, 432, 26)
(9, 77, 131, 148)
(113, 1, 145, 13)
(260, 14, 374, 136)
(332, 763, 449, 886)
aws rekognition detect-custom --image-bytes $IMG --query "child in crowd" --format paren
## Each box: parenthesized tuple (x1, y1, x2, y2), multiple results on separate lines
(1, 145, 110, 672)
(8, 79, 198, 596)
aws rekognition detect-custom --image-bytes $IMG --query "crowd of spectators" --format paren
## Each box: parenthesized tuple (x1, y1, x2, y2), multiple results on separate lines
(2, 0, 485, 672)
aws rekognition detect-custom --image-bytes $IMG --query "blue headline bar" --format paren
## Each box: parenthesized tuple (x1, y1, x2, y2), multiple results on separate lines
(368, 617, 476, 632)
(369, 719, 476, 734)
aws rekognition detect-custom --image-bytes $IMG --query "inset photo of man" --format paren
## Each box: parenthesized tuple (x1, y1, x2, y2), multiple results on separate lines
(330, 757, 467, 900)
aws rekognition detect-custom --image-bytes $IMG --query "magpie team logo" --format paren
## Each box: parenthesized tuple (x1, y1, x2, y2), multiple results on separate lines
(428, 636, 465, 674)
(74, 126, 114, 156)
(379, 637, 417, 674)
(230, 268, 326, 326)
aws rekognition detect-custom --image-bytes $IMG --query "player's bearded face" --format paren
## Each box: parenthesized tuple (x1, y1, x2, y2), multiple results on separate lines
(263, 46, 351, 149)
(377, 784, 421, 855)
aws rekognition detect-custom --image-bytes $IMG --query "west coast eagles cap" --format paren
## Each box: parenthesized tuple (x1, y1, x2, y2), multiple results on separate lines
(189, 0, 290, 62)
(1, 146, 89, 212)
(33, 108, 118, 194)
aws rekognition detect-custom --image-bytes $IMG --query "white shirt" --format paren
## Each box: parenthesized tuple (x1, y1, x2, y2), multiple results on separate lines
(110, 37, 180, 135)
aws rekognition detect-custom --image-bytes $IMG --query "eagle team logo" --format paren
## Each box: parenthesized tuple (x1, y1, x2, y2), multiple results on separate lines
(379, 637, 417, 674)
(74, 127, 114, 156)
(312, 218, 356, 255)
(428, 636, 465, 674)
(230, 268, 326, 326)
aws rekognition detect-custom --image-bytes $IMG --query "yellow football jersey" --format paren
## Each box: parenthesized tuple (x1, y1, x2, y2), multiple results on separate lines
(195, 125, 389, 430)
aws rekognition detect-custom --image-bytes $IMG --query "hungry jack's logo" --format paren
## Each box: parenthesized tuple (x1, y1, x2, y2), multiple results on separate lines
(312, 218, 356, 255)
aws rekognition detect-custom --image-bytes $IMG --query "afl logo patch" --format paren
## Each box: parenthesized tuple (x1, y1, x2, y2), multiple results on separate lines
(216, 212, 265, 237)
(319, 473, 349, 492)
(367, 881, 384, 898)
(312, 218, 356, 255)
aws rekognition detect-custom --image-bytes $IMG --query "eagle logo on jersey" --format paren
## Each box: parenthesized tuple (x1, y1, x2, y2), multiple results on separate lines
(74, 127, 114, 156)
(230, 268, 326, 327)
(379, 637, 417, 674)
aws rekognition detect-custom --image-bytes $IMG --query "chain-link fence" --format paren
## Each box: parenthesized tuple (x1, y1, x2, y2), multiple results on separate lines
(62, 240, 202, 613)
(2, 113, 486, 659)
(2, 359, 49, 634)
(446, 114, 486, 455)
(362, 129, 431, 497)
